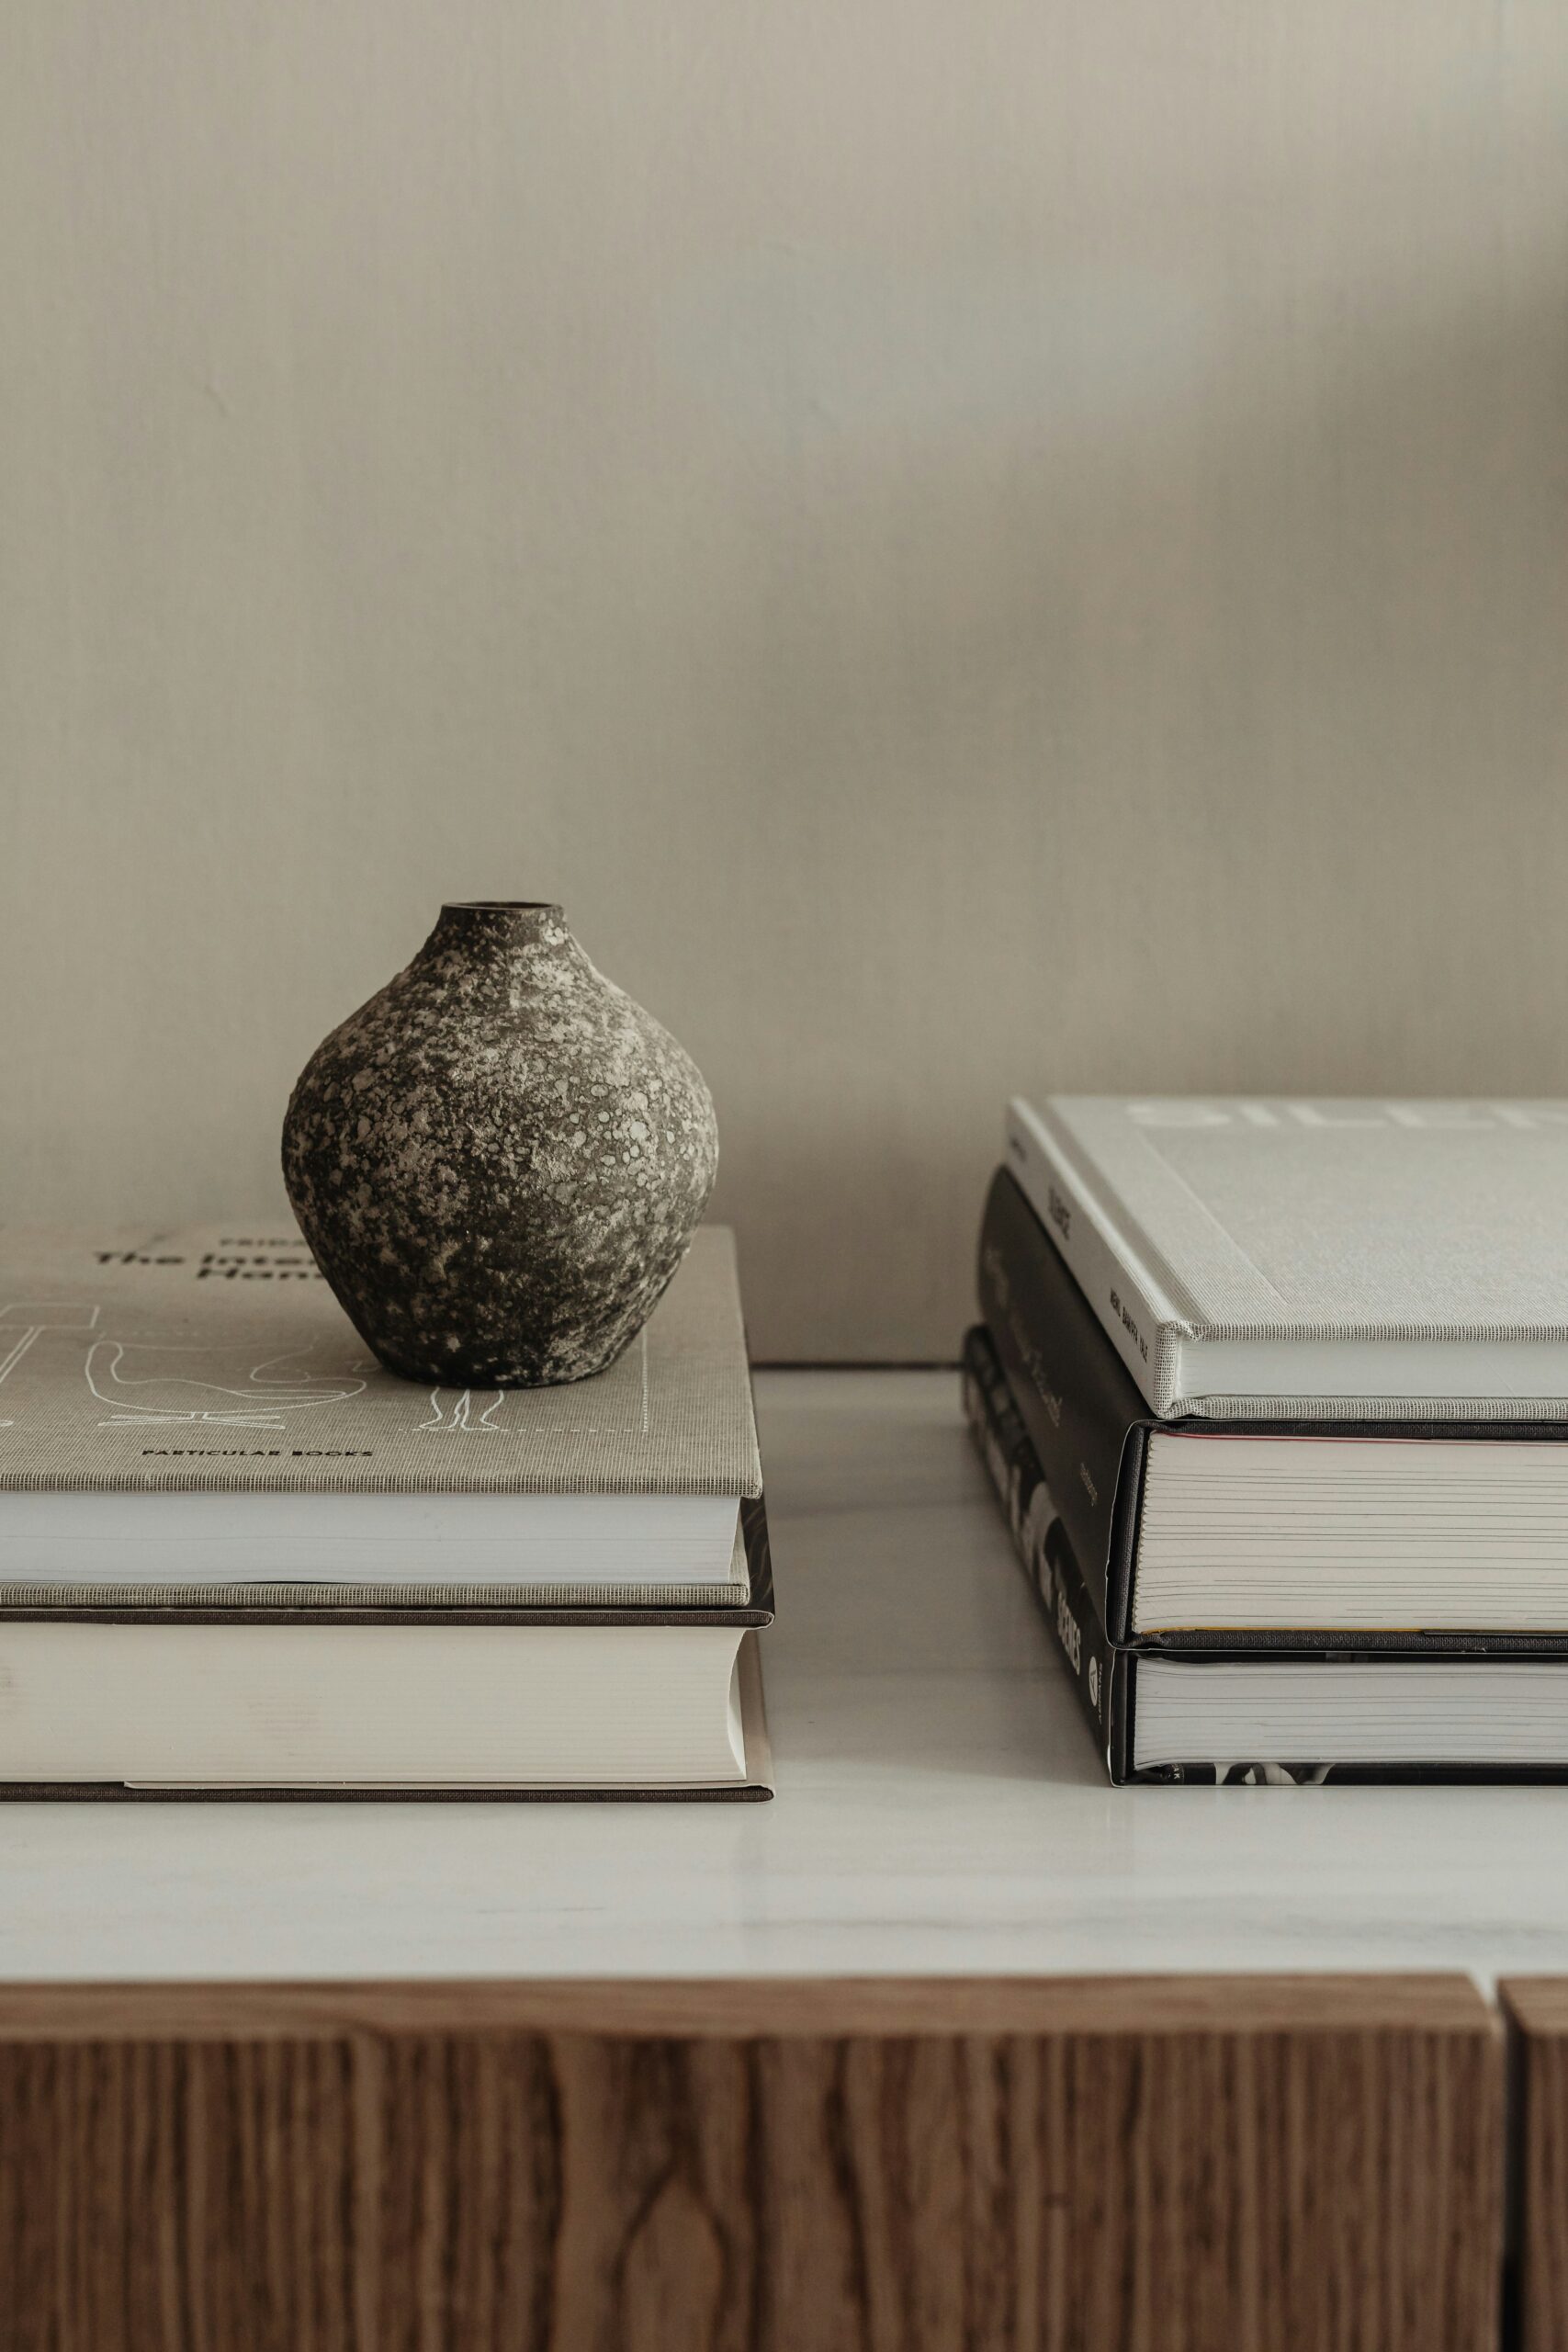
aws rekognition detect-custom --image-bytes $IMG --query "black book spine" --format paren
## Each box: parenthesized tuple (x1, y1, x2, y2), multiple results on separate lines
(964, 1329, 1568, 1786)
(963, 1326, 1130, 1782)
(976, 1166, 1148, 1641)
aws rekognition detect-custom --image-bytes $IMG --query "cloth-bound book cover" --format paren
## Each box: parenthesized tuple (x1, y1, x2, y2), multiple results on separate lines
(0, 1222, 760, 1498)
(1008, 1096, 1568, 1419)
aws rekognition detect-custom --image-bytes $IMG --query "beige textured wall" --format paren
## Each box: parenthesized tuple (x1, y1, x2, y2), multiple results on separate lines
(4, 4, 1567, 1359)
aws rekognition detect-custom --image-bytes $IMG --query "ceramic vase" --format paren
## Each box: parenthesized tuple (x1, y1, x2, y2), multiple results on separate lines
(281, 902, 718, 1385)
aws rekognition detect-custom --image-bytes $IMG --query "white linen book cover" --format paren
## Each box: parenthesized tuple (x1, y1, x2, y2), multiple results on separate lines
(1007, 1097, 1568, 1420)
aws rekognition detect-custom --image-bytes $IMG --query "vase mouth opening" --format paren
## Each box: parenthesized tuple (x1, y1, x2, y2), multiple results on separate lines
(442, 900, 563, 916)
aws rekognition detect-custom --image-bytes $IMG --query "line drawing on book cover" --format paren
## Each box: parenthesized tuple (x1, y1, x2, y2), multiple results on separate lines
(0, 1294, 378, 1431)
(416, 1388, 504, 1433)
(84, 1332, 370, 1428)
(0, 1304, 103, 1424)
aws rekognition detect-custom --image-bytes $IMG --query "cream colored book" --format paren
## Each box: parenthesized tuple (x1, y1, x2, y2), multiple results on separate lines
(1008, 1097, 1568, 1420)
(0, 1623, 773, 1797)
(0, 1224, 773, 1795)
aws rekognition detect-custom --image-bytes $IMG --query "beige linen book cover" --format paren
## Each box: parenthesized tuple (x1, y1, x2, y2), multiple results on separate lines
(0, 1223, 760, 1496)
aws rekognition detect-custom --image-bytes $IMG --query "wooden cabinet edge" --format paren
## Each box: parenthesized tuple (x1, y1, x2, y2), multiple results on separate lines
(1501, 1978, 1568, 2037)
(0, 1969, 1497, 2042)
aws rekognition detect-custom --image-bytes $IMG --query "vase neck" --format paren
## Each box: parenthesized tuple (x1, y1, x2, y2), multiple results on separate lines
(418, 902, 578, 980)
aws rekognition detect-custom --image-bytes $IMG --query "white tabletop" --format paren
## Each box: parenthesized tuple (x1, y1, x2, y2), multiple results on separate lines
(4, 1369, 1568, 1986)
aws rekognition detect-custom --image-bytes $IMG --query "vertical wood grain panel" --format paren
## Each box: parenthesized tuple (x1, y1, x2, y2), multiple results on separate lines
(0, 1977, 1500, 2351)
(1496, 1981, 1568, 2351)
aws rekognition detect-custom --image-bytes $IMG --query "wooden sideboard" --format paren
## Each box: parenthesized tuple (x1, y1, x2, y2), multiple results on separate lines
(0, 1974, 1499, 2352)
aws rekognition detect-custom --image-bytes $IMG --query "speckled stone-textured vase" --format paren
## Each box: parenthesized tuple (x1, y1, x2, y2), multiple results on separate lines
(281, 902, 718, 1385)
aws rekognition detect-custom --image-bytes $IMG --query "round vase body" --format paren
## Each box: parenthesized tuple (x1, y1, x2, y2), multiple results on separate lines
(281, 903, 718, 1385)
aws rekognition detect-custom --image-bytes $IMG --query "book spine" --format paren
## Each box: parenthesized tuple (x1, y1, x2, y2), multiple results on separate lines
(976, 1167, 1147, 1640)
(1005, 1099, 1181, 1413)
(962, 1328, 1128, 1781)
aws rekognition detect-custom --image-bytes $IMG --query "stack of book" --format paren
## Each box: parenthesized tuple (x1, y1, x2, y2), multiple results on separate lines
(0, 1224, 771, 1797)
(967, 1097, 1568, 1784)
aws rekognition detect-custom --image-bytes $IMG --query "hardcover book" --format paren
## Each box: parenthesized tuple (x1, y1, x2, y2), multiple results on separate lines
(978, 1165, 1568, 1645)
(1007, 1096, 1568, 1419)
(964, 1323, 1568, 1787)
(0, 1222, 773, 1797)
(0, 1222, 764, 1611)
(0, 1223, 759, 1497)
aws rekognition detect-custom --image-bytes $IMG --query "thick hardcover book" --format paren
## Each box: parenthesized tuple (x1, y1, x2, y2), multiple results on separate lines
(0, 1497, 774, 1798)
(965, 1324, 1568, 1787)
(0, 1223, 760, 1496)
(979, 1165, 1568, 1646)
(1006, 1096, 1568, 1420)
(0, 1223, 775, 1796)
(0, 1223, 766, 1615)
(0, 1626, 774, 1802)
